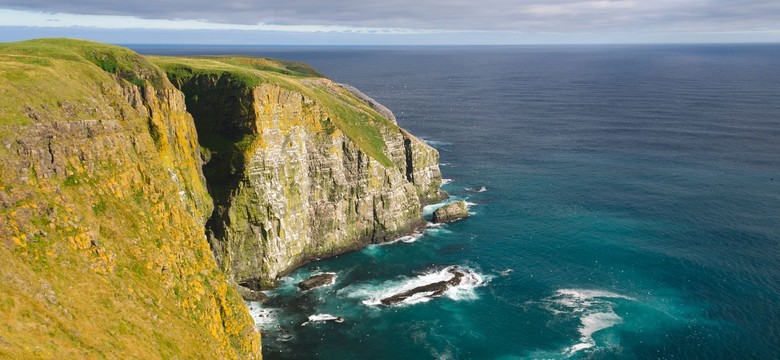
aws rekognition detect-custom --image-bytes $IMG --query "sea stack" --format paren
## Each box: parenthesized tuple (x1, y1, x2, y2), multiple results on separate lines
(432, 201, 471, 223)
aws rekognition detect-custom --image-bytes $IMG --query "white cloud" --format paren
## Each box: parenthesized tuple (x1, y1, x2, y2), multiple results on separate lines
(0, 9, 441, 34)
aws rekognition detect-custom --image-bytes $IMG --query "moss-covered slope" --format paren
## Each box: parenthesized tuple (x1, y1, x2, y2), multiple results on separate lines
(0, 39, 260, 359)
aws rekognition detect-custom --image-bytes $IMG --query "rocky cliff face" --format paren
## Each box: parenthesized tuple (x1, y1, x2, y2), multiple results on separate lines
(155, 59, 444, 288)
(0, 39, 260, 359)
(0, 39, 443, 358)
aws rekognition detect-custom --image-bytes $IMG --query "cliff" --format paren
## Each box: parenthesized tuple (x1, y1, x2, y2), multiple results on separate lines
(151, 56, 444, 288)
(0, 38, 444, 358)
(0, 39, 260, 359)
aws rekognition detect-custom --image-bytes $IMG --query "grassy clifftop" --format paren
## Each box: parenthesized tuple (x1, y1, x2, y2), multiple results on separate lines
(151, 55, 398, 167)
(0, 39, 261, 359)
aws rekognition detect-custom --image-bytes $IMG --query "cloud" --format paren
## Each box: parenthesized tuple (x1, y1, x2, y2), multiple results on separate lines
(0, 9, 439, 34)
(0, 0, 779, 34)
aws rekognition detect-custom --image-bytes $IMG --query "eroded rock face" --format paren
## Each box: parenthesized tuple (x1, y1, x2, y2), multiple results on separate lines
(432, 200, 471, 223)
(173, 75, 445, 288)
(298, 273, 336, 291)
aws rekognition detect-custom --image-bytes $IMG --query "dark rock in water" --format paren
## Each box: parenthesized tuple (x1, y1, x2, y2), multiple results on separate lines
(432, 200, 470, 223)
(298, 273, 336, 290)
(380, 268, 464, 305)
(309, 266, 321, 271)
(235, 284, 269, 302)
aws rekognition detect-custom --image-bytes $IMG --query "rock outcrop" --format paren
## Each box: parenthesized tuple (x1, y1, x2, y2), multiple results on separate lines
(298, 273, 336, 291)
(380, 267, 465, 305)
(432, 200, 471, 223)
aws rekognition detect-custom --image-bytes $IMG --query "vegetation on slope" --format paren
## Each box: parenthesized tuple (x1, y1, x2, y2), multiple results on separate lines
(0, 39, 260, 359)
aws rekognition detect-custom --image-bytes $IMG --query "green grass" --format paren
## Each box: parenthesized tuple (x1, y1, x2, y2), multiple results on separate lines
(0, 38, 169, 126)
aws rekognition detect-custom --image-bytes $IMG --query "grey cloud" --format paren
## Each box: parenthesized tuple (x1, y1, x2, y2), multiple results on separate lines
(1, 0, 779, 32)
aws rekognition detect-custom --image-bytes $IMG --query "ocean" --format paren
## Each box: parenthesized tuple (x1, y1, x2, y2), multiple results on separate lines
(132, 44, 780, 359)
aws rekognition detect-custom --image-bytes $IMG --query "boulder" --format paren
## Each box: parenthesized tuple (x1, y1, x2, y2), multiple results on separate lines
(298, 273, 336, 291)
(432, 201, 470, 223)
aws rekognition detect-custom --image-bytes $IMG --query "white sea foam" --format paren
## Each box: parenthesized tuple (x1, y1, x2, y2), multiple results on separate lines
(394, 231, 425, 244)
(301, 314, 344, 326)
(465, 186, 487, 193)
(422, 139, 452, 147)
(441, 178, 453, 185)
(341, 266, 489, 307)
(423, 197, 469, 217)
(542, 289, 633, 355)
(422, 201, 449, 217)
(246, 302, 278, 329)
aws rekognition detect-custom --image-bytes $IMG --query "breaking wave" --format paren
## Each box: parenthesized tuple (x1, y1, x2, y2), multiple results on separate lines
(542, 289, 633, 355)
(465, 186, 487, 193)
(340, 266, 490, 307)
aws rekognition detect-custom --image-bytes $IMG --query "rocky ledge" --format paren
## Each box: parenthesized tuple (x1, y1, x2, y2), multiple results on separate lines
(432, 200, 471, 223)
(380, 267, 465, 305)
(299, 273, 337, 290)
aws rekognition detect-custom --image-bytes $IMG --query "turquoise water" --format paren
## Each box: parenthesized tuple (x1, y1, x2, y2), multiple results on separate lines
(135, 45, 780, 359)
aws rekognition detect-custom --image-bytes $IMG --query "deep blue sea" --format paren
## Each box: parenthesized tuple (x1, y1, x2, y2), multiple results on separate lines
(133, 45, 780, 359)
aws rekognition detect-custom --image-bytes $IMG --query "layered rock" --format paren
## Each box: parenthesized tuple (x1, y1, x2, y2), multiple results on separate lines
(155, 58, 445, 288)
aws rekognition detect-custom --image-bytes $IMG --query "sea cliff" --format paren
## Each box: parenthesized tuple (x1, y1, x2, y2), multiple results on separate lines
(0, 38, 443, 358)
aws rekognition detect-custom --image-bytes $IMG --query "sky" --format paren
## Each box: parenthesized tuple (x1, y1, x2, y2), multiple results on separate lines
(1, 0, 779, 45)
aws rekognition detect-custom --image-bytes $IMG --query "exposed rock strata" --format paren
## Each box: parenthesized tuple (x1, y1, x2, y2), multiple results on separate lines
(163, 68, 446, 288)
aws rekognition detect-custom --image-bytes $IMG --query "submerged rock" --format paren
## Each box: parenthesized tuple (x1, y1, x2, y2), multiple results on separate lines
(380, 267, 465, 305)
(432, 200, 471, 223)
(298, 273, 336, 291)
